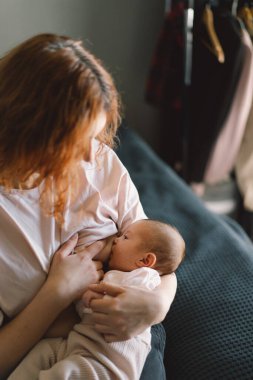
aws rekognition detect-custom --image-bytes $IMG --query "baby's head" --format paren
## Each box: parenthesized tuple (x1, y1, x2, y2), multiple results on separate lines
(108, 219, 185, 275)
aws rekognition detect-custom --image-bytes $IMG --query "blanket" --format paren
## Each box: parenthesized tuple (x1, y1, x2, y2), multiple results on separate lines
(117, 126, 253, 380)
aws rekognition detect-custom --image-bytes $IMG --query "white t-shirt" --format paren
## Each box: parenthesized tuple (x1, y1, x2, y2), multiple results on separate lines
(0, 140, 146, 324)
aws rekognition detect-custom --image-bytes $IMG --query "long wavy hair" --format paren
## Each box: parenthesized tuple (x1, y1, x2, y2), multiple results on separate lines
(0, 34, 120, 222)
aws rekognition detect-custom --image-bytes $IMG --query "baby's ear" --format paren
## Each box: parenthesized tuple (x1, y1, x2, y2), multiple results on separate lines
(136, 252, 156, 268)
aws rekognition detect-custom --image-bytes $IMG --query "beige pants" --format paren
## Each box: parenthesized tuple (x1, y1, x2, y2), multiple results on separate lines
(8, 321, 151, 380)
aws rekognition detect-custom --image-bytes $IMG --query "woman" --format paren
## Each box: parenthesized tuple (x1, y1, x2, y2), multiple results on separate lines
(0, 34, 177, 378)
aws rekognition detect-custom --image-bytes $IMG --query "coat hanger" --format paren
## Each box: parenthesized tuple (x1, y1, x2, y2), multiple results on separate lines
(238, 2, 253, 35)
(202, 3, 225, 63)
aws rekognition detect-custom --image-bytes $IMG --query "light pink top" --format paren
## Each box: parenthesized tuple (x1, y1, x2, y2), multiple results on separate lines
(0, 140, 146, 324)
(235, 95, 253, 211)
(204, 29, 253, 184)
(103, 267, 161, 290)
(77, 268, 161, 318)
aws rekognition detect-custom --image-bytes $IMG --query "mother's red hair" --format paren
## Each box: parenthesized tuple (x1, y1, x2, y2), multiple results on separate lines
(0, 34, 120, 222)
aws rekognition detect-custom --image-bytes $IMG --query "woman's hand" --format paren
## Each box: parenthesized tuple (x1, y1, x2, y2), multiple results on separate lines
(88, 273, 177, 342)
(77, 234, 116, 263)
(89, 283, 158, 342)
(45, 235, 105, 307)
(82, 289, 104, 308)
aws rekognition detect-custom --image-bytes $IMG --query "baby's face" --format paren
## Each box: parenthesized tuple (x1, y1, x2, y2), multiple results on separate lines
(108, 221, 147, 271)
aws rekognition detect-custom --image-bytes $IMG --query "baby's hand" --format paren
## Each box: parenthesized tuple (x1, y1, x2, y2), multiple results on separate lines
(82, 289, 104, 308)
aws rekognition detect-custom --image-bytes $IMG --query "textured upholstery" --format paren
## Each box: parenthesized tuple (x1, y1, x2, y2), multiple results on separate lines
(116, 126, 253, 380)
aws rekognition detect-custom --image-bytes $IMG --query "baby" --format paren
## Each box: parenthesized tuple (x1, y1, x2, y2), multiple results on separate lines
(9, 219, 185, 380)
(82, 218, 185, 310)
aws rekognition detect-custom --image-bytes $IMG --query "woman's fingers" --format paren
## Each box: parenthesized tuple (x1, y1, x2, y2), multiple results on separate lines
(74, 240, 106, 259)
(88, 282, 125, 297)
(94, 261, 103, 270)
(75, 240, 105, 258)
(97, 269, 104, 281)
(103, 334, 117, 343)
(54, 234, 104, 259)
(82, 290, 104, 307)
(57, 234, 78, 257)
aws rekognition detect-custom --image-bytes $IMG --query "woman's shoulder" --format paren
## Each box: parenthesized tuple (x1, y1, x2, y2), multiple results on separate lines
(93, 139, 120, 160)
(81, 139, 127, 175)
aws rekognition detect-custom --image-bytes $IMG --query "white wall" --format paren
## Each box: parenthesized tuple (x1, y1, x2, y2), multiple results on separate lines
(0, 0, 165, 147)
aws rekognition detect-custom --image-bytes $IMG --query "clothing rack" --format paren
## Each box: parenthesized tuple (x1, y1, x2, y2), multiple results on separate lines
(182, 0, 195, 178)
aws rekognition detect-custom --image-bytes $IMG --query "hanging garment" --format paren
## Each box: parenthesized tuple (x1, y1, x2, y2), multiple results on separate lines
(145, 1, 184, 108)
(187, 9, 246, 182)
(235, 98, 253, 211)
(204, 28, 253, 184)
(145, 2, 185, 173)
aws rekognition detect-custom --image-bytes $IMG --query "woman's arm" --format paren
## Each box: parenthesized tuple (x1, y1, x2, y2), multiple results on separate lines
(88, 273, 177, 342)
(0, 236, 104, 378)
(44, 303, 80, 339)
(0, 278, 71, 378)
(152, 273, 178, 323)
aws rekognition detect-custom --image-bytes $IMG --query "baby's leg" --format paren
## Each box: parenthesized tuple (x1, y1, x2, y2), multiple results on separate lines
(39, 354, 114, 380)
(8, 338, 64, 380)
